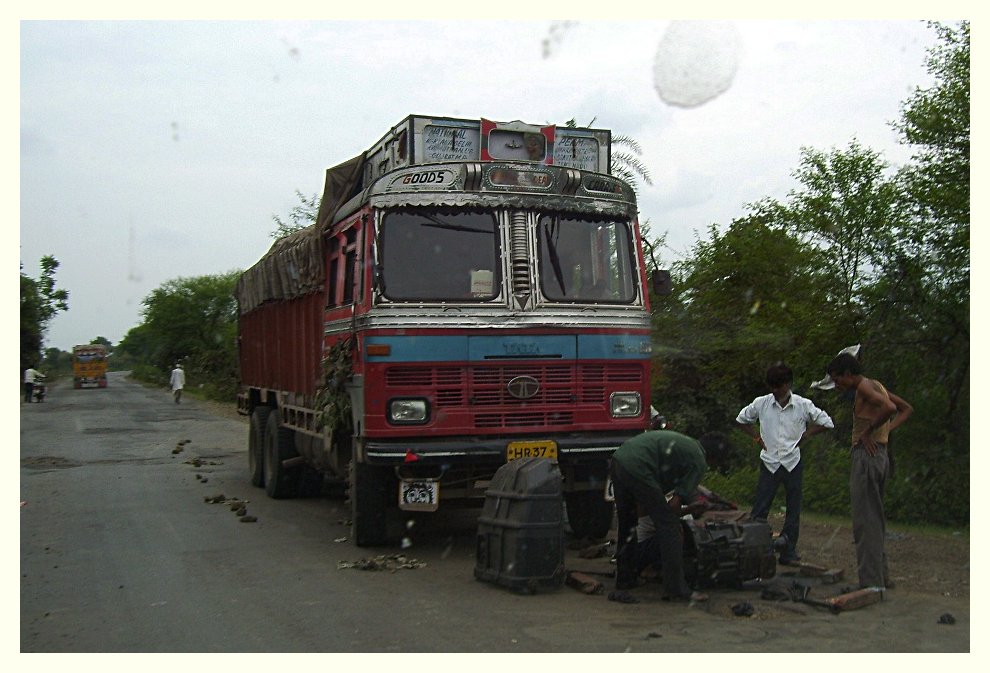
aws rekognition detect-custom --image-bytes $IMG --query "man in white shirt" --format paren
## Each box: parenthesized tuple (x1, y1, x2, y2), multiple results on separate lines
(170, 364, 186, 404)
(736, 363, 833, 565)
(23, 367, 44, 403)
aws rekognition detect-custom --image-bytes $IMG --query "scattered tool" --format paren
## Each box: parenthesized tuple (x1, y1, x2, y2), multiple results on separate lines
(568, 568, 616, 578)
(799, 586, 884, 614)
(565, 570, 605, 595)
(791, 561, 845, 584)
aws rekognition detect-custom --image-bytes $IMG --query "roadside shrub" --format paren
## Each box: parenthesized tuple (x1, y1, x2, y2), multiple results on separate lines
(129, 364, 166, 387)
(700, 435, 968, 528)
(198, 379, 238, 402)
(885, 453, 969, 526)
(702, 435, 852, 518)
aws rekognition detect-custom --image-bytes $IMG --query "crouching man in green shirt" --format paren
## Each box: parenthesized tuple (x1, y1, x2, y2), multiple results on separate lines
(610, 430, 731, 602)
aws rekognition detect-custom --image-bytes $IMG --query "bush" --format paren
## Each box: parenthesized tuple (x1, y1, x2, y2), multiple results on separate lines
(885, 453, 969, 526)
(198, 379, 238, 402)
(129, 363, 166, 387)
(700, 435, 968, 528)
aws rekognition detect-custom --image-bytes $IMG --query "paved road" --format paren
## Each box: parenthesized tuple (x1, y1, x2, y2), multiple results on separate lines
(19, 372, 970, 653)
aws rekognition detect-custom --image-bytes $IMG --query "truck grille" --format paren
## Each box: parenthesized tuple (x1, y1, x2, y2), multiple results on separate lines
(475, 410, 574, 428)
(384, 363, 644, 427)
(471, 365, 575, 405)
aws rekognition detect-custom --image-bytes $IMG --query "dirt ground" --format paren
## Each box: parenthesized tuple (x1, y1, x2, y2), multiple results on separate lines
(197, 393, 972, 651)
(782, 513, 970, 602)
(200, 394, 971, 600)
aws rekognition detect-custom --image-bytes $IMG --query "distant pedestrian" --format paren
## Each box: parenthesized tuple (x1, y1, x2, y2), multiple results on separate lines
(826, 352, 912, 589)
(170, 364, 186, 404)
(736, 363, 833, 565)
(23, 367, 44, 403)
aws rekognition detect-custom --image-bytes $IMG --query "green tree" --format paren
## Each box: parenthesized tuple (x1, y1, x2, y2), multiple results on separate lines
(609, 133, 652, 193)
(114, 323, 154, 372)
(271, 190, 319, 240)
(20, 275, 44, 371)
(650, 215, 834, 437)
(895, 21, 969, 240)
(888, 20, 969, 428)
(779, 141, 905, 330)
(869, 21, 969, 523)
(120, 271, 241, 399)
(91, 336, 113, 349)
(41, 347, 73, 377)
(20, 256, 69, 371)
(650, 21, 970, 526)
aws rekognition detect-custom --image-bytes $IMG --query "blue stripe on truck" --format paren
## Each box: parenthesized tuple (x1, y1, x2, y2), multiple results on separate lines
(363, 334, 651, 361)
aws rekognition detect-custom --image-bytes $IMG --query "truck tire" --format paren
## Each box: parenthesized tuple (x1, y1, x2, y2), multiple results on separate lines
(350, 460, 390, 547)
(248, 407, 271, 488)
(565, 491, 614, 540)
(263, 412, 299, 499)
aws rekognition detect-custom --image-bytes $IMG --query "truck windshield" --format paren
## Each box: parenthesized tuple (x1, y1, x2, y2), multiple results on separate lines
(538, 215, 637, 303)
(379, 209, 500, 301)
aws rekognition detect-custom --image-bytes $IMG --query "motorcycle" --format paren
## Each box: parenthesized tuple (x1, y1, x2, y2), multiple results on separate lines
(32, 381, 46, 403)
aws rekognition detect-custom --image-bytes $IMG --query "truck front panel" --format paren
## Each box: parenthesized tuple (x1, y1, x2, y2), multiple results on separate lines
(361, 330, 649, 438)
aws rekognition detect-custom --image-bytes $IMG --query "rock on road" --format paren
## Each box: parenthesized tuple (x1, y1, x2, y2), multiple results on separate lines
(19, 372, 970, 653)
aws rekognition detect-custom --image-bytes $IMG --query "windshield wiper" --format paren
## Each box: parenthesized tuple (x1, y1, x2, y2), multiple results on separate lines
(418, 213, 492, 235)
(543, 218, 567, 296)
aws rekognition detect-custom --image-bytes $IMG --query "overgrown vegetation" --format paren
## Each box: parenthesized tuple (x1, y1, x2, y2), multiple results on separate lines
(647, 21, 969, 527)
(20, 255, 69, 372)
(315, 337, 354, 435)
(116, 271, 241, 401)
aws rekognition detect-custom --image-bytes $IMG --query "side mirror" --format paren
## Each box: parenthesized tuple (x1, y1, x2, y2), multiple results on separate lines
(651, 269, 673, 296)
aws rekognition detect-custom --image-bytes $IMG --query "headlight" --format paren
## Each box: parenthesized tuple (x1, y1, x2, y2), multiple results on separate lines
(610, 392, 642, 418)
(388, 398, 429, 424)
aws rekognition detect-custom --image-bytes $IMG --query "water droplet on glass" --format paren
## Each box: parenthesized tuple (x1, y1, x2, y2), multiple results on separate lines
(654, 20, 741, 108)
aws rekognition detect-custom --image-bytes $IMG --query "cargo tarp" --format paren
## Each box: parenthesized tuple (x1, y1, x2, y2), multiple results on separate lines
(316, 153, 366, 234)
(236, 154, 366, 314)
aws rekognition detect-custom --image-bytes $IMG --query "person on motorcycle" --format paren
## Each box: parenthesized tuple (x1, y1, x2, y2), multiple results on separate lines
(23, 367, 44, 403)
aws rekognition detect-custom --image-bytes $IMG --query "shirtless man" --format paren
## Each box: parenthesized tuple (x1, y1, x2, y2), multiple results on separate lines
(826, 352, 913, 589)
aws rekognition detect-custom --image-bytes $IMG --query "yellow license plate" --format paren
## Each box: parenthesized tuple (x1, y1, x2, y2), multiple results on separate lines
(506, 440, 558, 461)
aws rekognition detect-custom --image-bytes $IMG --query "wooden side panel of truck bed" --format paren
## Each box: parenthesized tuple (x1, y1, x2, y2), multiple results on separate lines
(239, 291, 324, 396)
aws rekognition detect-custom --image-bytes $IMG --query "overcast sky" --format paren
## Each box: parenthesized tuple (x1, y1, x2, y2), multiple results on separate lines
(18, 17, 949, 352)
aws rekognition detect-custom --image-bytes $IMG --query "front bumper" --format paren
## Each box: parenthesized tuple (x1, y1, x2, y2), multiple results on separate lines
(361, 432, 638, 466)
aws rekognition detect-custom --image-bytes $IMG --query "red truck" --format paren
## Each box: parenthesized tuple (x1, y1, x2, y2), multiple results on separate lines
(236, 115, 664, 546)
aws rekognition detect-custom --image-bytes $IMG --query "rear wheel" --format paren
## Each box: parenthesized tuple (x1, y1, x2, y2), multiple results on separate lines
(349, 460, 391, 547)
(565, 490, 614, 540)
(263, 412, 299, 499)
(248, 407, 271, 488)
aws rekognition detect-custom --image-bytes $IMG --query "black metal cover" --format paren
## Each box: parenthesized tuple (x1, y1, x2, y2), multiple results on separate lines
(474, 457, 564, 593)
